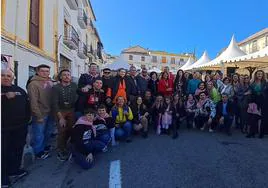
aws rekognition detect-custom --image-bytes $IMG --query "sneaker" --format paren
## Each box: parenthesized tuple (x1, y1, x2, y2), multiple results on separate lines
(9, 169, 28, 179)
(126, 137, 132, 143)
(200, 127, 205, 131)
(57, 152, 69, 161)
(111, 141, 119, 147)
(142, 131, 148, 138)
(209, 128, 214, 133)
(102, 146, 108, 153)
(36, 151, 49, 159)
(44, 145, 52, 153)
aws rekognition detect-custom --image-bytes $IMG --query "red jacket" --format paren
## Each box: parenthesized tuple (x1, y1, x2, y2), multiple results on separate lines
(158, 79, 174, 96)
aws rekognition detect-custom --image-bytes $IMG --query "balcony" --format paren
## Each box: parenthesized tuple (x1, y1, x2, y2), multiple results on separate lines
(66, 0, 78, 10)
(78, 41, 87, 59)
(63, 25, 79, 50)
(77, 8, 88, 29)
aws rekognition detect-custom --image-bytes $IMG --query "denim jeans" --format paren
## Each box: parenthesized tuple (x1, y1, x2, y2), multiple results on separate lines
(115, 121, 132, 140)
(95, 132, 111, 145)
(71, 140, 106, 169)
(31, 115, 55, 154)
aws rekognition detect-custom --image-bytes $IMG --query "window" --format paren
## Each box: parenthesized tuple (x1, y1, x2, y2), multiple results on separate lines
(60, 55, 71, 71)
(152, 56, 157, 63)
(179, 58, 184, 65)
(29, 0, 40, 46)
(161, 56, 167, 63)
(129, 55, 133, 60)
(170, 57, 175, 64)
(252, 40, 258, 52)
(141, 56, 145, 61)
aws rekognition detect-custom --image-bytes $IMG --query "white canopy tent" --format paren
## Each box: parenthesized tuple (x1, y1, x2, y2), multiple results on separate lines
(180, 57, 194, 70)
(197, 35, 246, 69)
(187, 51, 211, 70)
(224, 46, 268, 68)
(148, 67, 161, 73)
(105, 58, 130, 70)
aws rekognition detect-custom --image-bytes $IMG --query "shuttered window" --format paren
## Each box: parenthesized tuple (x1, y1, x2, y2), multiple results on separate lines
(29, 0, 40, 46)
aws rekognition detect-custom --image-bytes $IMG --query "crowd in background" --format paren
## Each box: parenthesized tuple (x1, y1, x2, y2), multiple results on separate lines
(2, 63, 268, 187)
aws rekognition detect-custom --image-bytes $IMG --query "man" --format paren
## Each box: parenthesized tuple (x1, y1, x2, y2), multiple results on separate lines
(102, 68, 112, 95)
(136, 68, 150, 97)
(77, 78, 106, 113)
(127, 66, 139, 103)
(1, 69, 31, 187)
(52, 69, 78, 161)
(78, 63, 101, 93)
(27, 64, 54, 159)
(215, 93, 234, 136)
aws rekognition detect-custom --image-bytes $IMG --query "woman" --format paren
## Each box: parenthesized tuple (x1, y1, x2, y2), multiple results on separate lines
(195, 92, 216, 132)
(130, 96, 150, 138)
(218, 77, 234, 99)
(158, 72, 174, 97)
(232, 73, 243, 129)
(240, 75, 251, 133)
(194, 81, 207, 100)
(207, 81, 221, 104)
(107, 68, 129, 103)
(174, 69, 186, 96)
(184, 94, 197, 129)
(205, 74, 212, 83)
(172, 93, 185, 138)
(148, 71, 159, 96)
(151, 94, 165, 135)
(111, 96, 133, 142)
(249, 70, 267, 138)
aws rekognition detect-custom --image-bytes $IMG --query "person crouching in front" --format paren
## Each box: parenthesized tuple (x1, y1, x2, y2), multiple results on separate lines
(111, 96, 133, 143)
(215, 93, 234, 136)
(70, 109, 110, 169)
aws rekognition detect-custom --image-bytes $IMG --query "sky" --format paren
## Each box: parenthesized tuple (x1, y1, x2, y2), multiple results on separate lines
(91, 0, 268, 59)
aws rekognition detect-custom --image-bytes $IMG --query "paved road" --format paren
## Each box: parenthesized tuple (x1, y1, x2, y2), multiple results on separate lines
(15, 128, 268, 188)
(61, 129, 268, 188)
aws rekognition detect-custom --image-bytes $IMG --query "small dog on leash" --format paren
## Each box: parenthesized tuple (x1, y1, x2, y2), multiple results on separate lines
(21, 132, 35, 169)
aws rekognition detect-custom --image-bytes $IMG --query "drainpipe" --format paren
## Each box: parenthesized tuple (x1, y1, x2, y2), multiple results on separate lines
(13, 0, 20, 85)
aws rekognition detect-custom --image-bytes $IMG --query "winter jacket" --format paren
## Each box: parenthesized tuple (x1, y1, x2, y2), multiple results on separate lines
(158, 79, 174, 96)
(110, 105, 133, 124)
(1, 85, 31, 131)
(216, 100, 234, 119)
(27, 75, 53, 120)
(136, 75, 149, 96)
(52, 82, 78, 113)
(209, 88, 221, 104)
(187, 79, 201, 94)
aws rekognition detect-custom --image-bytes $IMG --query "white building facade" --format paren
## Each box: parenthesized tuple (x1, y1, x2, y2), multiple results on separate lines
(1, 0, 57, 89)
(1, 0, 104, 88)
(120, 46, 195, 73)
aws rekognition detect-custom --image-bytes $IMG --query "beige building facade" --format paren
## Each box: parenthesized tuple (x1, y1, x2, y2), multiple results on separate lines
(120, 46, 195, 72)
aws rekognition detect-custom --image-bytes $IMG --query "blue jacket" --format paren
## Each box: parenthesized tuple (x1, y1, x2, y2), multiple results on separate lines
(187, 79, 201, 94)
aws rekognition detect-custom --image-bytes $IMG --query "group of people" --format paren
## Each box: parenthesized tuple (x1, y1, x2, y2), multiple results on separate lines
(2, 63, 268, 187)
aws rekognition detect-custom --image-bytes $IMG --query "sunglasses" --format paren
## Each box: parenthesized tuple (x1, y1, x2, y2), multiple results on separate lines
(104, 72, 111, 74)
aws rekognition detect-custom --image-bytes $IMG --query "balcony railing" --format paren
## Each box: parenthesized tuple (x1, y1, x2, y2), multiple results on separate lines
(63, 25, 79, 50)
(78, 8, 87, 29)
(78, 42, 87, 59)
(66, 0, 78, 10)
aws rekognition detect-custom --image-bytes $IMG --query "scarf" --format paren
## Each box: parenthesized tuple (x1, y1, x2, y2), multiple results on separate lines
(95, 113, 110, 124)
(75, 116, 96, 136)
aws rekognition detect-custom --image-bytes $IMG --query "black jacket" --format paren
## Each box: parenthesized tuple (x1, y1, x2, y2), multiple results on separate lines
(216, 100, 234, 118)
(126, 76, 139, 96)
(148, 79, 159, 96)
(71, 124, 95, 155)
(93, 117, 115, 129)
(130, 104, 148, 124)
(1, 85, 31, 131)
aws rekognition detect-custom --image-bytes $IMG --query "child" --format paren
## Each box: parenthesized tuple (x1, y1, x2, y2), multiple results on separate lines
(70, 110, 109, 169)
(184, 94, 197, 129)
(161, 96, 174, 134)
(151, 94, 164, 135)
(94, 105, 116, 146)
(246, 95, 262, 138)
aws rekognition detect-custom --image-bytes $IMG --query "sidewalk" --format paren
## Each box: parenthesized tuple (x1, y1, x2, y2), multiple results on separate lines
(13, 150, 70, 188)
